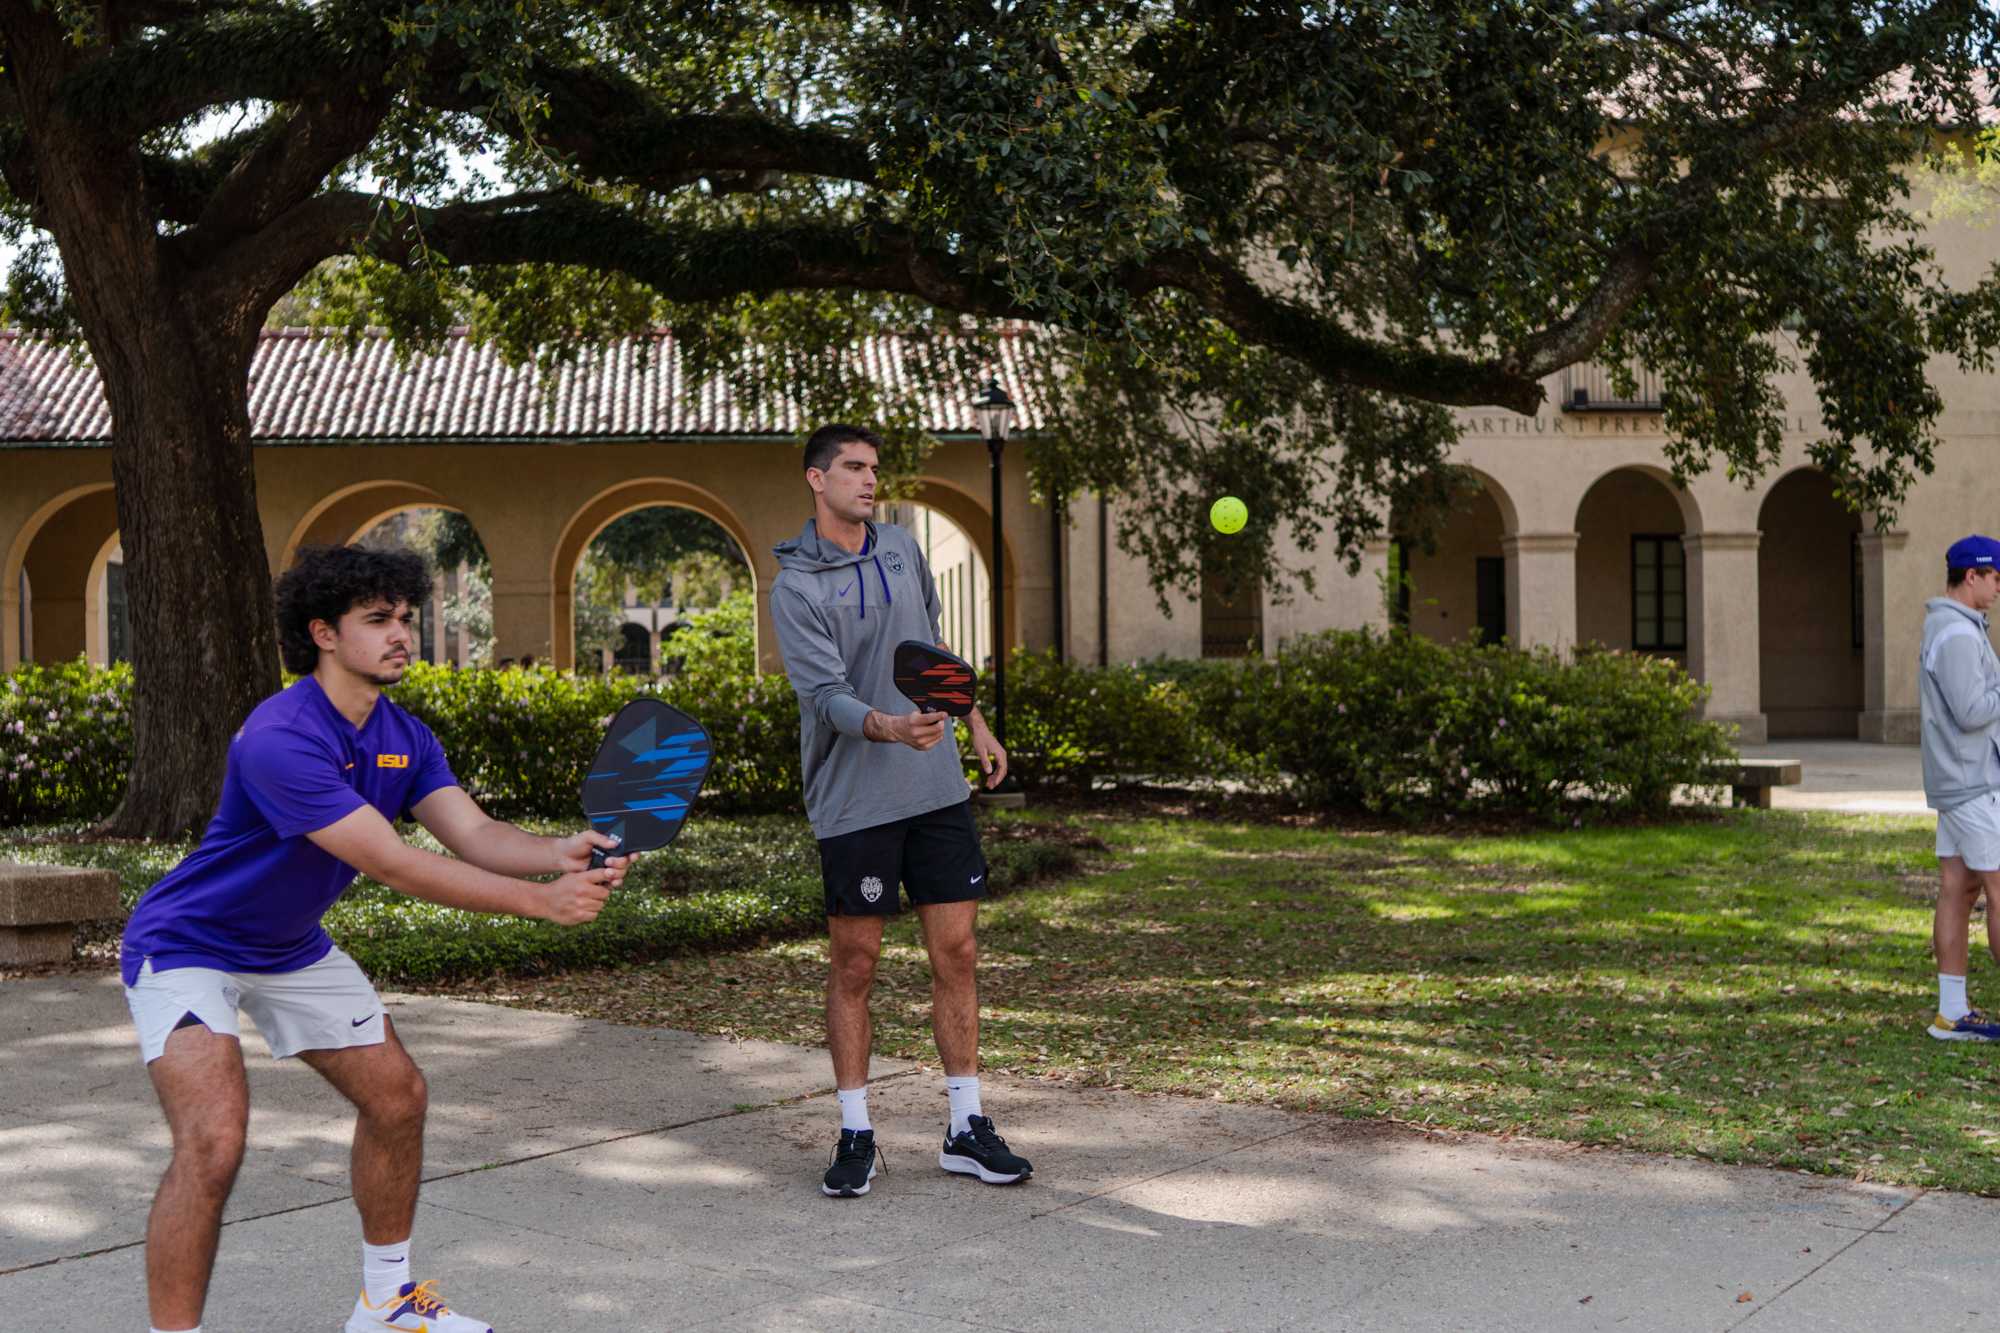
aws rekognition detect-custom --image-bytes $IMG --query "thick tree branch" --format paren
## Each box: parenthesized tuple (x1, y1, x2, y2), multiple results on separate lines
(191, 90, 390, 242)
(415, 53, 876, 191)
(58, 4, 391, 141)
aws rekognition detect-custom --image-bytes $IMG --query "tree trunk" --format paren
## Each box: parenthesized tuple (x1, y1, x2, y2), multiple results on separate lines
(97, 324, 281, 836)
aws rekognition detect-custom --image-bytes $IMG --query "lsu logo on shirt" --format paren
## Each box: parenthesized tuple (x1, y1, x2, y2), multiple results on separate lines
(377, 754, 411, 769)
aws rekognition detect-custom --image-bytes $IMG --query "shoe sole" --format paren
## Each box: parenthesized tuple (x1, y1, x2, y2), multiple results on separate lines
(939, 1151, 1029, 1185)
(822, 1162, 879, 1197)
(347, 1319, 492, 1333)
(1928, 1026, 2000, 1041)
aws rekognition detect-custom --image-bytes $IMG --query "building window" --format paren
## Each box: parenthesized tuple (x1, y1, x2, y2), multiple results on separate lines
(1631, 535, 1686, 651)
(614, 622, 652, 674)
(1475, 557, 1506, 645)
(106, 561, 131, 664)
(1386, 539, 1411, 630)
(1851, 533, 1865, 655)
(1201, 567, 1264, 659)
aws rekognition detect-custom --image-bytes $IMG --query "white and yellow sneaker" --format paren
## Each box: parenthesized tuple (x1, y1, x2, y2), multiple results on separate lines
(1928, 1008, 2000, 1042)
(345, 1280, 493, 1332)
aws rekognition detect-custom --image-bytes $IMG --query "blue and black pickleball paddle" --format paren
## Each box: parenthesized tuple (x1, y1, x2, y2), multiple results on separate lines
(580, 698, 713, 869)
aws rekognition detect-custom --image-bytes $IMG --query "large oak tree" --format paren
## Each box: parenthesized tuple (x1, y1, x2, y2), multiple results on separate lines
(2, 0, 1995, 834)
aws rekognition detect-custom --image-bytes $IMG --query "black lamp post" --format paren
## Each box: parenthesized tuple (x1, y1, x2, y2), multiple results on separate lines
(972, 377, 1016, 761)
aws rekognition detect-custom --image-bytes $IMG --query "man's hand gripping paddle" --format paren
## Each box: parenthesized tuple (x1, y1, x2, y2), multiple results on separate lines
(894, 640, 978, 717)
(580, 699, 713, 869)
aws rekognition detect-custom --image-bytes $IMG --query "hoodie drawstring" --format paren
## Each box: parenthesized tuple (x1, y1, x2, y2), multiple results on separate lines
(849, 531, 892, 619)
(872, 555, 892, 611)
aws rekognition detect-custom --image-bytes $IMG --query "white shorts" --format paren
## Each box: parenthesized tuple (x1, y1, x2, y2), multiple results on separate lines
(1938, 792, 2000, 872)
(123, 946, 386, 1064)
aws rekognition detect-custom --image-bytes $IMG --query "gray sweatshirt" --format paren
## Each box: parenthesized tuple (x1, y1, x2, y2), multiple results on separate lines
(770, 518, 969, 838)
(1919, 596, 2000, 810)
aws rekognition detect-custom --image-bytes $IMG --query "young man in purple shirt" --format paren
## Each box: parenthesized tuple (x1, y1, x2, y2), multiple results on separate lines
(121, 546, 633, 1333)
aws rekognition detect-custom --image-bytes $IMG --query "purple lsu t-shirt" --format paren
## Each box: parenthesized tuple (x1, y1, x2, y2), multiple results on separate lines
(120, 676, 457, 985)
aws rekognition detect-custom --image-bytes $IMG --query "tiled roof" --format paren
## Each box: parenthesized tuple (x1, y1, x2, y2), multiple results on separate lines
(0, 328, 1047, 446)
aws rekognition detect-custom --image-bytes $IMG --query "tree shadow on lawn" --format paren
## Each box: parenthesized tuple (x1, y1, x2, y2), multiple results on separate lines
(961, 809, 2000, 1189)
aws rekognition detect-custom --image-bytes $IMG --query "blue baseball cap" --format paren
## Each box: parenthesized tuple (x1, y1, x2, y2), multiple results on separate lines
(1947, 535, 2000, 570)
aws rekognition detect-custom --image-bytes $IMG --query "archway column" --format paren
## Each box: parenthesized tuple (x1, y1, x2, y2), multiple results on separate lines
(1502, 532, 1578, 651)
(486, 571, 552, 665)
(1859, 530, 1916, 743)
(1686, 531, 1766, 744)
(2, 571, 22, 671)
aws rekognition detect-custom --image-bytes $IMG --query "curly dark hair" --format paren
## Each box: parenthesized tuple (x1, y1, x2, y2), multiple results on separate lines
(275, 545, 433, 675)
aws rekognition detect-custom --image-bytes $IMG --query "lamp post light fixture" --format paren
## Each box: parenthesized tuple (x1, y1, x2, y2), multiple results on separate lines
(972, 376, 1018, 788)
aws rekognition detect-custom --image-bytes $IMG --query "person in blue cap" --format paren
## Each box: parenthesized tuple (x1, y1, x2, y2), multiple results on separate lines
(1918, 534, 2000, 1041)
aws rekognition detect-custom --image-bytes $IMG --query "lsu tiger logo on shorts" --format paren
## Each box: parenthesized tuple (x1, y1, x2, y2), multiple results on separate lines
(860, 875, 885, 903)
(377, 754, 411, 769)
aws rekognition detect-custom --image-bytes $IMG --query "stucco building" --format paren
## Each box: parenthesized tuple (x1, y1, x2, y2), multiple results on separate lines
(4, 181, 1996, 748)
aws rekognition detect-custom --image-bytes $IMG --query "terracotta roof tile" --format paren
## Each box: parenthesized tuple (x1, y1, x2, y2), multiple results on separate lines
(0, 327, 1045, 446)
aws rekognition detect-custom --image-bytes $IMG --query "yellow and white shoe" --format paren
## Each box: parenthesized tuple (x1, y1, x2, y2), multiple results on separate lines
(1928, 1008, 2000, 1042)
(345, 1280, 494, 1332)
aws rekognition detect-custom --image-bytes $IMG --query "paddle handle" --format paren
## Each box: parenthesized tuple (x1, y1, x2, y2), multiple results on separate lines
(590, 845, 611, 870)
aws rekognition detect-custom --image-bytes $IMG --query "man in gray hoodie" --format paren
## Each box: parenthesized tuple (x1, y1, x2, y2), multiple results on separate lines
(1918, 534, 2000, 1041)
(770, 422, 1033, 1198)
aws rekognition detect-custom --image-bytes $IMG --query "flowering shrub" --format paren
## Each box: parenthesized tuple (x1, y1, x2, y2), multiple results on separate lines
(0, 659, 135, 825)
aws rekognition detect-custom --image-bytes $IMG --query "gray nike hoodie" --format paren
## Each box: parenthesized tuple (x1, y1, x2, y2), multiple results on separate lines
(1919, 595, 2000, 810)
(770, 518, 968, 838)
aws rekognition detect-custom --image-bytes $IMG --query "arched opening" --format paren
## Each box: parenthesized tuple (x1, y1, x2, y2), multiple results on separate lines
(1390, 473, 1519, 645)
(4, 485, 119, 667)
(613, 622, 653, 674)
(1574, 467, 1696, 656)
(900, 477, 1019, 660)
(551, 481, 760, 673)
(350, 506, 493, 666)
(875, 499, 992, 667)
(566, 500, 753, 676)
(86, 533, 130, 665)
(1758, 468, 1864, 737)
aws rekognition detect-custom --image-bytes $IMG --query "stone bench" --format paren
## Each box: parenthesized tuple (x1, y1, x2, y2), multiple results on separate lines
(1726, 758, 1803, 809)
(0, 862, 122, 965)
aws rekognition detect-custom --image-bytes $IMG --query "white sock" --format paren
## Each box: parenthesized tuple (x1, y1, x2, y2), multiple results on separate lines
(946, 1075, 982, 1137)
(1941, 974, 1971, 1021)
(363, 1236, 413, 1307)
(837, 1085, 871, 1133)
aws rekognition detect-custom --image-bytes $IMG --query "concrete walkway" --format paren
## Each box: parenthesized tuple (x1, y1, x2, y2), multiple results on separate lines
(2, 975, 1995, 1331)
(1738, 739, 1927, 815)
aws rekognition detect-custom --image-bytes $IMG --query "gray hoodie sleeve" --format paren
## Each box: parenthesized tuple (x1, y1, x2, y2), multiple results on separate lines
(770, 582, 875, 738)
(1931, 633, 2000, 731)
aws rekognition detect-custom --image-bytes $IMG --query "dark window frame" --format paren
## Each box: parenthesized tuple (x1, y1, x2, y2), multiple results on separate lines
(1851, 532, 1865, 655)
(1630, 534, 1687, 652)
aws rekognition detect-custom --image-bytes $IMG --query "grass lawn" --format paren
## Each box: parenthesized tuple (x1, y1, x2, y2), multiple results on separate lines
(411, 804, 2000, 1195)
(0, 813, 1086, 984)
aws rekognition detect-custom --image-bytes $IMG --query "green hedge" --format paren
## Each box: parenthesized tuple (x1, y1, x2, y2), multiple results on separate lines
(386, 663, 803, 819)
(981, 649, 1263, 792)
(2, 631, 1737, 828)
(1255, 630, 1736, 818)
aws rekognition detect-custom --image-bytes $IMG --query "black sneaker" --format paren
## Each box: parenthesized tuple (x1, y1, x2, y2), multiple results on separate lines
(939, 1114, 1032, 1185)
(822, 1128, 880, 1197)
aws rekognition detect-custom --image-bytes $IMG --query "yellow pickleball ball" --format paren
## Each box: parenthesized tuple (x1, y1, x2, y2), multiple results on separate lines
(1210, 495, 1248, 535)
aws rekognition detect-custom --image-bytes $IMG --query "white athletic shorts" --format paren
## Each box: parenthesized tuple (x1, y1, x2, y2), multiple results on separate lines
(1938, 792, 2000, 873)
(123, 945, 386, 1064)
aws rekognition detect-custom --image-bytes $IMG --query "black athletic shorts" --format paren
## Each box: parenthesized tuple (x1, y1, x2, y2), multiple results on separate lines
(818, 799, 989, 916)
